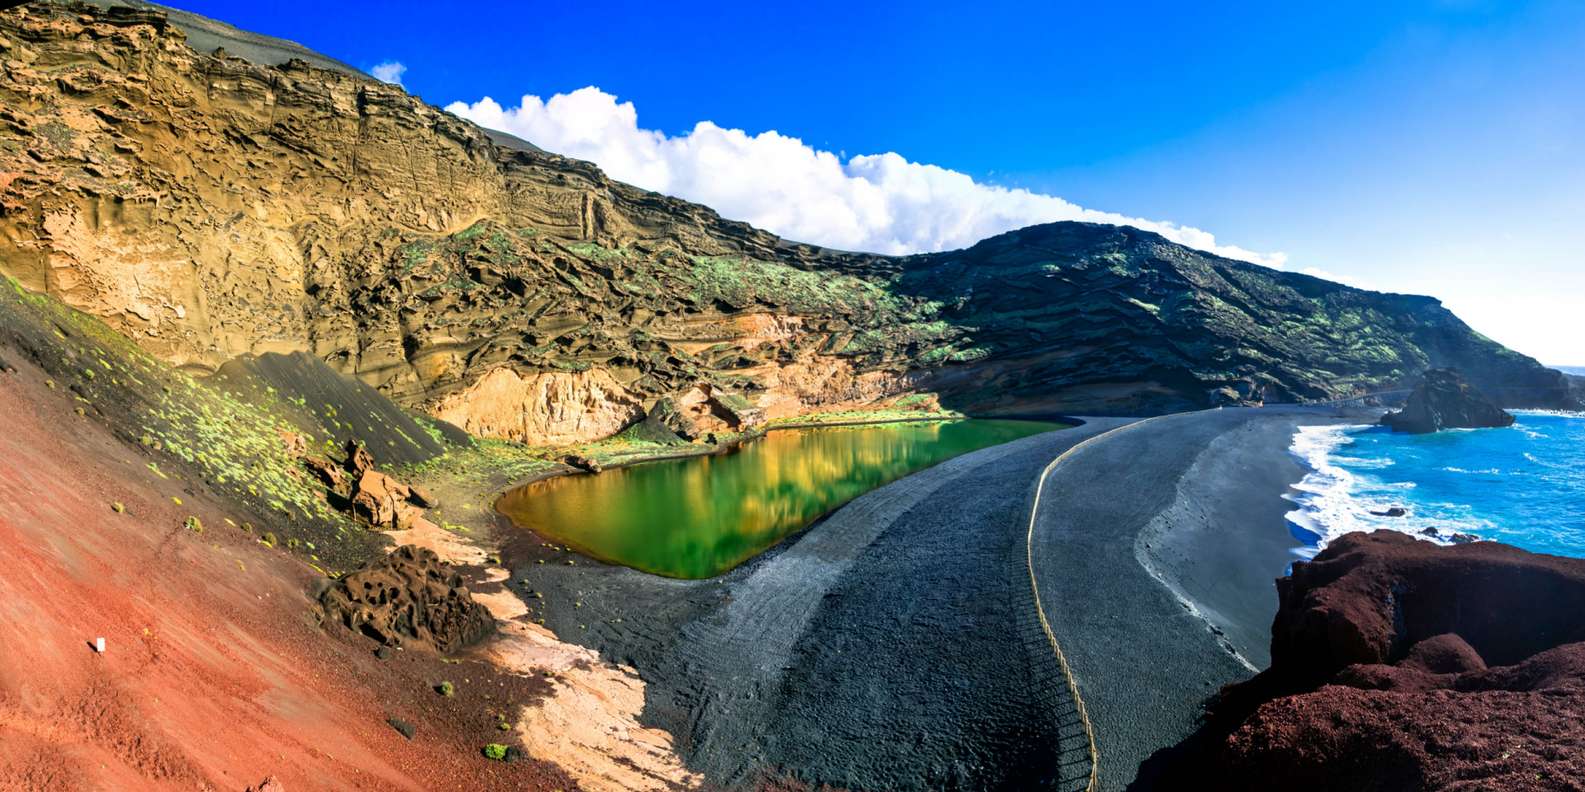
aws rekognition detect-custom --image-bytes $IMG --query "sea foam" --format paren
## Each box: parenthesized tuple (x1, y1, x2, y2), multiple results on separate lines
(1285, 413, 1585, 559)
(1284, 425, 1479, 557)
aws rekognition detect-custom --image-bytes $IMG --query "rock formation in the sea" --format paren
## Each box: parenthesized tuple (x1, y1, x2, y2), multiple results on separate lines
(319, 545, 495, 653)
(1381, 368, 1516, 433)
(0, 1, 1576, 447)
(1199, 531, 1585, 791)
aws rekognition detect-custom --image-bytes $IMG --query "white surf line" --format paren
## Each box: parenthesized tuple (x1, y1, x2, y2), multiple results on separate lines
(1134, 547, 1261, 674)
(1023, 410, 1213, 792)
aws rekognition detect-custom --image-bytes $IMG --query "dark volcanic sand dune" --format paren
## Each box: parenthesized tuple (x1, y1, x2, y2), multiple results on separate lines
(211, 351, 469, 466)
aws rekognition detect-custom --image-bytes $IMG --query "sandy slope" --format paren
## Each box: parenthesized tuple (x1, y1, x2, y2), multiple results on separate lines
(0, 354, 570, 790)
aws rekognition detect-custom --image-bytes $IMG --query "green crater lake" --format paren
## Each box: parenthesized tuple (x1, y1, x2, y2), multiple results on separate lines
(496, 418, 1066, 579)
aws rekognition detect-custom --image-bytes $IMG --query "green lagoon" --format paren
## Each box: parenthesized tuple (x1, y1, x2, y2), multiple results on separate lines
(497, 419, 1066, 579)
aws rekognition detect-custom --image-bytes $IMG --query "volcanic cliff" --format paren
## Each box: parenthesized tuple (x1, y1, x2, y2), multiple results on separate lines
(0, 1, 1574, 446)
(1193, 532, 1585, 792)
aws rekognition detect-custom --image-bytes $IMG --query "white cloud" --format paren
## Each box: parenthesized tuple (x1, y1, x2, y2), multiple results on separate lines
(446, 87, 1286, 266)
(370, 61, 407, 87)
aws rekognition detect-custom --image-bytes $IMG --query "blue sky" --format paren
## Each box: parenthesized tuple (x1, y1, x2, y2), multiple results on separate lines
(172, 0, 1583, 364)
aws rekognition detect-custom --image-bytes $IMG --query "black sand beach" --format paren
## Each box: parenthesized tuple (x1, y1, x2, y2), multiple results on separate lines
(501, 406, 1366, 790)
(1031, 406, 1362, 790)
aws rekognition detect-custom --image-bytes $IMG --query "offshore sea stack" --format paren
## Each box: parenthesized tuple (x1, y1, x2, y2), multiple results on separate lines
(1382, 368, 1516, 433)
(1204, 532, 1585, 791)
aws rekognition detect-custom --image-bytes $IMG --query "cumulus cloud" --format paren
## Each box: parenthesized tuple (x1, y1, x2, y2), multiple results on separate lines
(370, 61, 407, 87)
(446, 87, 1285, 266)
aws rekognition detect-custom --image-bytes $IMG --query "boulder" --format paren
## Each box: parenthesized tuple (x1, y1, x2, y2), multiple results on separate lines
(318, 545, 494, 654)
(660, 385, 765, 440)
(1381, 368, 1515, 433)
(1401, 633, 1487, 674)
(1371, 506, 1407, 517)
(350, 469, 412, 527)
(346, 439, 376, 478)
(561, 453, 603, 474)
(1200, 531, 1585, 791)
(625, 398, 690, 444)
(302, 455, 346, 492)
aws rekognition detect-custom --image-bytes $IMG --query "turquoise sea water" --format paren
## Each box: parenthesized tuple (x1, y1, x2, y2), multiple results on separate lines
(1287, 411, 1585, 558)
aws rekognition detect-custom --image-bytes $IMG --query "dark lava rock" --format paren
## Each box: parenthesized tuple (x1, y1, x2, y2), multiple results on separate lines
(1382, 368, 1515, 434)
(1199, 531, 1585, 791)
(386, 717, 415, 740)
(318, 545, 494, 654)
(561, 453, 603, 474)
(1372, 506, 1407, 517)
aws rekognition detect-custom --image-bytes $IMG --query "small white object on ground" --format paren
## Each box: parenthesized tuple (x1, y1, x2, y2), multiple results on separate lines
(95, 637, 105, 653)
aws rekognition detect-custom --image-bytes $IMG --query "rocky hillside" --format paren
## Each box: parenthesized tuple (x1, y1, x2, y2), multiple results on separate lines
(0, 1, 1572, 445)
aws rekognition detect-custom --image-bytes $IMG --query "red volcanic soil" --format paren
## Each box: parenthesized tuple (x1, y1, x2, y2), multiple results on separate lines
(0, 357, 569, 789)
(1205, 531, 1585, 792)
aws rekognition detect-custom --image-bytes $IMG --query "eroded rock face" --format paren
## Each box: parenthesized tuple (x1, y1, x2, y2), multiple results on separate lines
(1203, 532, 1585, 791)
(1382, 368, 1516, 434)
(432, 368, 645, 446)
(318, 545, 494, 654)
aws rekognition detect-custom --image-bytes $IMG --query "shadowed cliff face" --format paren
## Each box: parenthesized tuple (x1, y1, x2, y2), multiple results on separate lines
(0, 2, 1572, 445)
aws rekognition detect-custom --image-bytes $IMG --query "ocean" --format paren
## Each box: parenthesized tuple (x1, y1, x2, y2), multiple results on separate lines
(1287, 411, 1585, 559)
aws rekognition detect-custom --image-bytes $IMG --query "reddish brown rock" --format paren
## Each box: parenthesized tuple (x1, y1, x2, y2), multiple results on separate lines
(302, 455, 346, 492)
(277, 429, 308, 458)
(407, 484, 437, 508)
(346, 440, 376, 478)
(350, 469, 412, 527)
(561, 454, 603, 474)
(318, 545, 494, 654)
(1203, 532, 1585, 791)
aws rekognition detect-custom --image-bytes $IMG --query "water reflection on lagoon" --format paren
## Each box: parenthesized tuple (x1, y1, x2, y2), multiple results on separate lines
(496, 419, 1065, 578)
